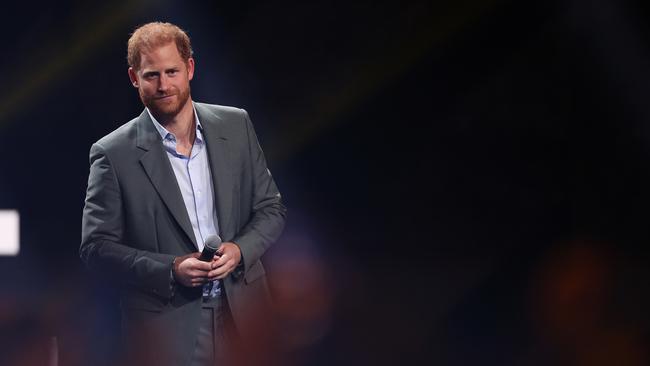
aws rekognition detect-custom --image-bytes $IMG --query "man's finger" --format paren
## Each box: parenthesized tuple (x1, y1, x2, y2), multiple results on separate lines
(207, 265, 230, 279)
(211, 254, 230, 268)
(214, 270, 232, 280)
(188, 268, 209, 277)
(207, 268, 225, 279)
(187, 259, 212, 271)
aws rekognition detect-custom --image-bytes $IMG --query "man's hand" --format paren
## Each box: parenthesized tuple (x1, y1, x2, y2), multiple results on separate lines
(207, 242, 242, 280)
(173, 252, 213, 287)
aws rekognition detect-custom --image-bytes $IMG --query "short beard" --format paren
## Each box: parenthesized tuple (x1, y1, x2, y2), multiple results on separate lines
(141, 85, 191, 123)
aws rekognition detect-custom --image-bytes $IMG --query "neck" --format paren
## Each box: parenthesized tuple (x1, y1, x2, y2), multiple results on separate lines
(155, 99, 195, 144)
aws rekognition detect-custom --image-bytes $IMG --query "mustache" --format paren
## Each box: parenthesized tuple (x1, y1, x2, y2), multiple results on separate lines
(153, 93, 177, 99)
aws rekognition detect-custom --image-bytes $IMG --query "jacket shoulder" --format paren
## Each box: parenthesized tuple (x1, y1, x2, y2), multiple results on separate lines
(93, 116, 140, 152)
(195, 102, 248, 123)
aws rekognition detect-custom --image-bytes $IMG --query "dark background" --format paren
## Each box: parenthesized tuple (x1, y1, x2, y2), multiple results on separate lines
(1, 0, 649, 365)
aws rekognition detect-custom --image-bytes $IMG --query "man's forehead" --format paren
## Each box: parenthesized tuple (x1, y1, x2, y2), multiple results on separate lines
(138, 43, 186, 69)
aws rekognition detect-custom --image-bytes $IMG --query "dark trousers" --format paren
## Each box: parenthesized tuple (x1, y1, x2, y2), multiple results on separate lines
(189, 295, 228, 366)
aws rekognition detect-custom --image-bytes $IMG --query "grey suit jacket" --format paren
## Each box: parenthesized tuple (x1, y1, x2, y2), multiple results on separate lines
(80, 103, 286, 364)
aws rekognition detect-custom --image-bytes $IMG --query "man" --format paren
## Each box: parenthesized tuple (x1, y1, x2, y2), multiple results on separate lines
(80, 22, 286, 365)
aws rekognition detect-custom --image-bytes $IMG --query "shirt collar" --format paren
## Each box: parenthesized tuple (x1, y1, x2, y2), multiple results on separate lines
(146, 102, 203, 143)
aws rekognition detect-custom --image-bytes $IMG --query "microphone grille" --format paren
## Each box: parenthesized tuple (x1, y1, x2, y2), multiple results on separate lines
(204, 234, 222, 250)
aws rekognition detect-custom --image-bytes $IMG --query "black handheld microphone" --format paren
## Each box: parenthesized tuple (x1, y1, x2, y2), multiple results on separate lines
(199, 234, 222, 262)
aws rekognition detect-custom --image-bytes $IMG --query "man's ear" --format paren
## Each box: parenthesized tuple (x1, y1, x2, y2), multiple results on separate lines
(187, 58, 195, 81)
(128, 67, 139, 88)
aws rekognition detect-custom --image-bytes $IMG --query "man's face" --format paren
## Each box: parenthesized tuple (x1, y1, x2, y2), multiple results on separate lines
(128, 42, 194, 121)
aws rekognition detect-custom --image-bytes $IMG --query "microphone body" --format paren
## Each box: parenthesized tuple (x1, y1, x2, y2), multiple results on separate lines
(199, 234, 222, 262)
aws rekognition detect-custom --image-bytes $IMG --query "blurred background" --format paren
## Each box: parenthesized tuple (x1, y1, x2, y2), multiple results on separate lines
(1, 0, 649, 364)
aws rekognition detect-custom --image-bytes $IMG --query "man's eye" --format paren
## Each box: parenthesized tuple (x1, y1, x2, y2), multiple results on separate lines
(168, 70, 178, 75)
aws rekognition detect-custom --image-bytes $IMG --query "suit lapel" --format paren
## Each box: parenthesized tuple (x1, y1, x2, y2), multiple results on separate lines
(195, 104, 235, 241)
(135, 110, 198, 251)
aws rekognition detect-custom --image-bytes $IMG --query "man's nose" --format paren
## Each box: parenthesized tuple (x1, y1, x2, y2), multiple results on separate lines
(158, 74, 171, 92)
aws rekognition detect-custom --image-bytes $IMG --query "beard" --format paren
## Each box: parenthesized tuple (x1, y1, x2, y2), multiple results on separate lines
(140, 84, 191, 122)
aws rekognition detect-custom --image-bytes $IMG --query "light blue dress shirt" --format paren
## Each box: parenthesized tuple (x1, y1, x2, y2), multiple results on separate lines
(147, 105, 221, 296)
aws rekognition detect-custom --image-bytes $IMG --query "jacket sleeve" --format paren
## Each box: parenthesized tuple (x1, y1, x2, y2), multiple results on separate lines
(80, 142, 175, 299)
(232, 110, 287, 276)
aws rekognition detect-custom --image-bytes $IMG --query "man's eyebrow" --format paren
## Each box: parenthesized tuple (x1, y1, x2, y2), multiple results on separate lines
(142, 70, 159, 76)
